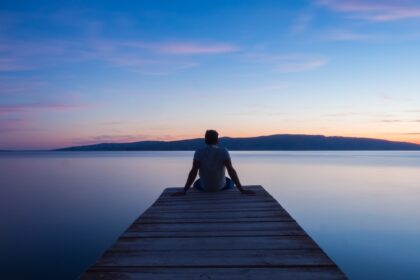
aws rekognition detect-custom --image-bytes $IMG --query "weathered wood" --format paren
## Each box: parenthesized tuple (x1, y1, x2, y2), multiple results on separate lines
(126, 221, 302, 232)
(149, 202, 281, 211)
(138, 217, 292, 223)
(121, 229, 307, 238)
(145, 207, 284, 214)
(139, 210, 289, 220)
(95, 249, 336, 267)
(79, 186, 347, 279)
(81, 267, 346, 280)
(111, 236, 318, 251)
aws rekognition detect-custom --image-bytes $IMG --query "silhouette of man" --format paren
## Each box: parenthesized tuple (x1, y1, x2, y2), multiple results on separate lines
(173, 130, 255, 195)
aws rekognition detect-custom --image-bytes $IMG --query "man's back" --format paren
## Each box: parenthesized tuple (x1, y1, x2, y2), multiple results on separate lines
(194, 145, 230, 191)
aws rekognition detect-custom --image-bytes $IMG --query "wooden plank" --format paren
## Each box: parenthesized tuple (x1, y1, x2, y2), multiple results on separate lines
(78, 185, 347, 279)
(94, 249, 336, 267)
(138, 217, 293, 223)
(126, 221, 303, 232)
(145, 207, 285, 214)
(111, 236, 318, 251)
(160, 185, 267, 195)
(121, 229, 307, 238)
(81, 267, 347, 280)
(156, 194, 275, 202)
(139, 210, 289, 220)
(149, 202, 281, 211)
(153, 198, 276, 206)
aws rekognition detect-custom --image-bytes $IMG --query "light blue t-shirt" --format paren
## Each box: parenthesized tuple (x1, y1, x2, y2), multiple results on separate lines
(193, 145, 231, 191)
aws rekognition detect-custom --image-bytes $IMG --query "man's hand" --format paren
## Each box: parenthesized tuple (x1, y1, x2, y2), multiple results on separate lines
(240, 189, 256, 195)
(171, 191, 186, 196)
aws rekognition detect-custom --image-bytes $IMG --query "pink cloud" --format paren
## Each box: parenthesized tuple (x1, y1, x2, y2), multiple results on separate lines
(244, 53, 328, 72)
(317, 0, 420, 21)
(104, 55, 199, 74)
(0, 38, 234, 74)
(323, 30, 371, 41)
(277, 58, 328, 72)
(153, 42, 239, 55)
(0, 79, 47, 94)
(123, 41, 239, 55)
(0, 58, 31, 71)
(0, 118, 30, 132)
(0, 103, 89, 115)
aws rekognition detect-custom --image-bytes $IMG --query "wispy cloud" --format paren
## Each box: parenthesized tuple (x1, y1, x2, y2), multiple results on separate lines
(386, 132, 420, 135)
(317, 0, 420, 21)
(320, 29, 420, 43)
(0, 118, 31, 133)
(0, 78, 46, 94)
(127, 41, 239, 55)
(322, 30, 371, 41)
(244, 53, 328, 73)
(0, 102, 89, 115)
(381, 119, 403, 123)
(0, 38, 237, 74)
(380, 119, 420, 123)
(291, 12, 313, 33)
(377, 92, 414, 102)
(0, 58, 31, 71)
(277, 58, 328, 72)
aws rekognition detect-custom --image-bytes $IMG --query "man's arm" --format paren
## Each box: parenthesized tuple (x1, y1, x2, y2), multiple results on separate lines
(224, 160, 255, 195)
(172, 160, 200, 196)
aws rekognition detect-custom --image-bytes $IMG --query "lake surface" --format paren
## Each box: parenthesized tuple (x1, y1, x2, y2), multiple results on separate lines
(1, 151, 420, 280)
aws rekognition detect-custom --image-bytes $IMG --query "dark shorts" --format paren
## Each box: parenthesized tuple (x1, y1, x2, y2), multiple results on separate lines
(193, 177, 234, 192)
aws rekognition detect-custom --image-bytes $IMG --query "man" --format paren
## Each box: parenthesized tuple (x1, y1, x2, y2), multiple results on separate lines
(173, 130, 255, 195)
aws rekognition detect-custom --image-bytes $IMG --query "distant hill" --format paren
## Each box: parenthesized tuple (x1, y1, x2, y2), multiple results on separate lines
(55, 134, 420, 151)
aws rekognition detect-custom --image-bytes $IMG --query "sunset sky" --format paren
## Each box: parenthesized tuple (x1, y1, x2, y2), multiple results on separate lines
(1, 0, 420, 149)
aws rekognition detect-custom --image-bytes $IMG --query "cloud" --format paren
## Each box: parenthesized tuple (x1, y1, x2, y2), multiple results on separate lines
(380, 119, 420, 123)
(104, 54, 199, 74)
(0, 38, 237, 74)
(244, 53, 328, 73)
(380, 119, 403, 123)
(291, 12, 313, 33)
(277, 58, 327, 72)
(317, 0, 420, 21)
(0, 79, 46, 94)
(0, 118, 30, 133)
(386, 132, 420, 135)
(140, 42, 239, 55)
(0, 102, 89, 115)
(320, 29, 420, 43)
(322, 30, 371, 41)
(0, 58, 31, 71)
(377, 92, 414, 102)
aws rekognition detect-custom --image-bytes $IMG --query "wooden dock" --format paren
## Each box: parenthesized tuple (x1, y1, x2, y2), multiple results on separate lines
(79, 186, 347, 279)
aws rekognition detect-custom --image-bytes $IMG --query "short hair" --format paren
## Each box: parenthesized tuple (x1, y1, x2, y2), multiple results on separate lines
(205, 130, 219, 145)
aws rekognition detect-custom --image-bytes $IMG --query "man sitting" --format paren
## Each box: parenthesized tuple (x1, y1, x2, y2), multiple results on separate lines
(174, 130, 255, 195)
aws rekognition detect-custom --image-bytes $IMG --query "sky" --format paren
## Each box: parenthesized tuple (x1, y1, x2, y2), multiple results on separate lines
(0, 0, 420, 149)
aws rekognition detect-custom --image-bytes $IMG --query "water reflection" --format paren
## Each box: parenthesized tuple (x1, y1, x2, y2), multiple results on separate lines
(0, 151, 419, 279)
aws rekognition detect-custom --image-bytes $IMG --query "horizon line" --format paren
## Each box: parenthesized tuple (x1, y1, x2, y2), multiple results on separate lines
(2, 133, 420, 151)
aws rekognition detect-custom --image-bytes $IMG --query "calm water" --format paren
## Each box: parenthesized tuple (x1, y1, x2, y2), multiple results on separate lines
(1, 151, 420, 280)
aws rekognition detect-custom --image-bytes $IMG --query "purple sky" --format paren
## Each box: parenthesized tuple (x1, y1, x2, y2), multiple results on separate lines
(1, 0, 420, 149)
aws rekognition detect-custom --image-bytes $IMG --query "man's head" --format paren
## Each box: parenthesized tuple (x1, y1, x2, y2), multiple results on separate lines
(204, 129, 219, 145)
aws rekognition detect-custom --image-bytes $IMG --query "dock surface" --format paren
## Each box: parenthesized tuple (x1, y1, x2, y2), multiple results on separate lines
(80, 186, 347, 279)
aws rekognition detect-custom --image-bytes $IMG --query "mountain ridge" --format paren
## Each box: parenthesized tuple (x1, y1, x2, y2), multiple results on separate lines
(55, 134, 420, 151)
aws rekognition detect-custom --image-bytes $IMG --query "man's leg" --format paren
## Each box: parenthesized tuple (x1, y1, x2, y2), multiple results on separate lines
(193, 179, 203, 191)
(223, 177, 235, 190)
